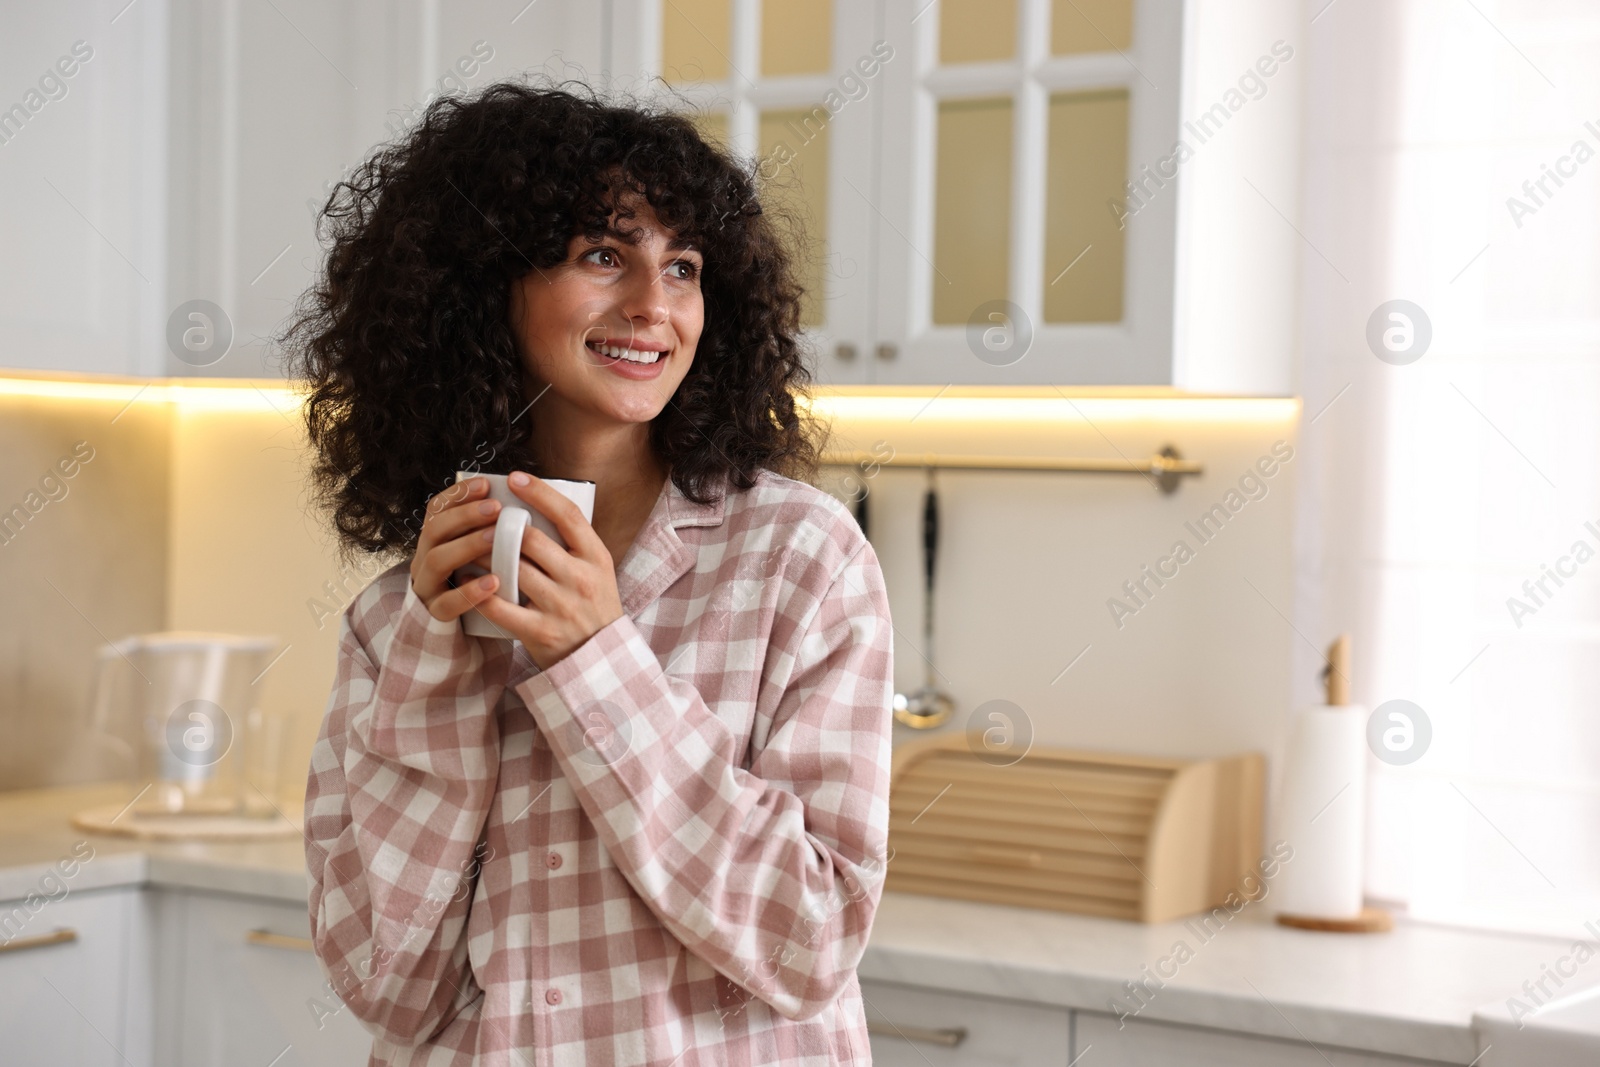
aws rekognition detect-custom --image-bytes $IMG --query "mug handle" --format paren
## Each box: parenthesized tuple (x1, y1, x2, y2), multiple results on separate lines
(490, 507, 531, 609)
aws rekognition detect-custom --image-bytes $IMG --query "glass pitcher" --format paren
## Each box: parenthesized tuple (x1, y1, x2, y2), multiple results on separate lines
(87, 632, 281, 816)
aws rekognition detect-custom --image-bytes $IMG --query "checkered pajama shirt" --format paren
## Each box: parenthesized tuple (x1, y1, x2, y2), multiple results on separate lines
(304, 469, 895, 1066)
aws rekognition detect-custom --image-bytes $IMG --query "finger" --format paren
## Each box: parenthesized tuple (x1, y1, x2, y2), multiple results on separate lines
(423, 483, 500, 550)
(516, 523, 577, 584)
(473, 582, 530, 626)
(427, 475, 489, 520)
(429, 572, 500, 622)
(514, 553, 560, 609)
(429, 503, 503, 558)
(427, 526, 504, 592)
(507, 474, 603, 560)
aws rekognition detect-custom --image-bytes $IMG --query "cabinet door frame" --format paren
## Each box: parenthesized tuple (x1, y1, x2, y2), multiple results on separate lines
(0, 886, 142, 1067)
(170, 887, 375, 1067)
(873, 0, 1184, 386)
(1073, 1009, 1468, 1066)
(609, 0, 883, 385)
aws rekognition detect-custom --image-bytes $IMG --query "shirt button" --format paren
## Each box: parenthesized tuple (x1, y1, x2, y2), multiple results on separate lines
(545, 988, 562, 1006)
(546, 852, 563, 870)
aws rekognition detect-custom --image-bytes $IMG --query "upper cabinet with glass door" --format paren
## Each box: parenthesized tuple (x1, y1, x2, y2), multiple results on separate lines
(611, 0, 1301, 392)
(873, 0, 1182, 386)
(611, 0, 884, 385)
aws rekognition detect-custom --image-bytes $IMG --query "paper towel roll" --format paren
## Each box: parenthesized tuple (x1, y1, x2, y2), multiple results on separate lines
(1272, 704, 1366, 920)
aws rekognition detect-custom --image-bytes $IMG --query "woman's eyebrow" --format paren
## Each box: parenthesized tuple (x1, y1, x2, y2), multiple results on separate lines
(592, 225, 698, 253)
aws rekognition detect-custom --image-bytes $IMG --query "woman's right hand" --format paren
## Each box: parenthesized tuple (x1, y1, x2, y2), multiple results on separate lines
(410, 476, 504, 623)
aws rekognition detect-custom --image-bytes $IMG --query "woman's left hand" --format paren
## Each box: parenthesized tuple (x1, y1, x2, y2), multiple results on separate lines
(473, 471, 623, 670)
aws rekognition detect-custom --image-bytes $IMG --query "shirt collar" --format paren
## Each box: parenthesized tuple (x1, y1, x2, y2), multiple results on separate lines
(615, 468, 726, 616)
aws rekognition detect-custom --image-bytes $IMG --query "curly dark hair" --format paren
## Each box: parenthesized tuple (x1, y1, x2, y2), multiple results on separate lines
(278, 79, 827, 566)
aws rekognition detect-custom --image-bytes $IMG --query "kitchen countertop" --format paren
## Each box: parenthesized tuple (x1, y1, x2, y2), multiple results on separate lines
(2, 782, 1585, 1064)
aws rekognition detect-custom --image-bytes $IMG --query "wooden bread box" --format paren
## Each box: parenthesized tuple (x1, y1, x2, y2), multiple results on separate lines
(885, 732, 1266, 923)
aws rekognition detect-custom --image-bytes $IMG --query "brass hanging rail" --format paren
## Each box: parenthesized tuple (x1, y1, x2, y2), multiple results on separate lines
(818, 444, 1201, 494)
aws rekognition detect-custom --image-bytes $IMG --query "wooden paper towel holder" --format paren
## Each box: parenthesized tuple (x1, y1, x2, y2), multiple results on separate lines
(1276, 633, 1394, 934)
(885, 732, 1265, 923)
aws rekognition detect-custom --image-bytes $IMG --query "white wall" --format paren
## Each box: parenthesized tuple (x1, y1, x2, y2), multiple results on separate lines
(819, 393, 1300, 762)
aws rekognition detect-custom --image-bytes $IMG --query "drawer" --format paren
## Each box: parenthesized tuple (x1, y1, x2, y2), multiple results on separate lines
(860, 978, 1071, 1066)
(0, 887, 138, 1067)
(1075, 1011, 1466, 1066)
(173, 890, 374, 1067)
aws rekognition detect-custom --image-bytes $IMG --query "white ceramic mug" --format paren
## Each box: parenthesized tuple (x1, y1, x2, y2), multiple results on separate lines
(452, 471, 597, 639)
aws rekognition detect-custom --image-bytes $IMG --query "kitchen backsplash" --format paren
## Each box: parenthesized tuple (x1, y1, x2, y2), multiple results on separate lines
(1, 391, 172, 789)
(0, 383, 1299, 801)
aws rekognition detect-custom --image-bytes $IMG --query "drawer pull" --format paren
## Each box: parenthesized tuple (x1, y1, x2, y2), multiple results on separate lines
(866, 1020, 967, 1047)
(0, 928, 77, 955)
(246, 929, 315, 953)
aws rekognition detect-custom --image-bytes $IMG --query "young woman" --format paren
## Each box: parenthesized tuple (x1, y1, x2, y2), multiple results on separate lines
(284, 82, 895, 1066)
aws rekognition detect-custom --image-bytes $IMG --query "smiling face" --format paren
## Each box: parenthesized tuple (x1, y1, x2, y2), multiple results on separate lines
(510, 197, 704, 431)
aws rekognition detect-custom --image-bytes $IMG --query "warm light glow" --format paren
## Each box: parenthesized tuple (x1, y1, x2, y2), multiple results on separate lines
(801, 387, 1300, 425)
(0, 373, 305, 413)
(0, 373, 1300, 424)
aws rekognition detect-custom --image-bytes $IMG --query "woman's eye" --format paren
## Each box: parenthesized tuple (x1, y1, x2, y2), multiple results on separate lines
(668, 260, 701, 281)
(583, 247, 619, 267)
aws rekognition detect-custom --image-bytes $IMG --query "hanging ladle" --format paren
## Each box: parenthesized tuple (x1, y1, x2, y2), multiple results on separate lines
(893, 464, 956, 730)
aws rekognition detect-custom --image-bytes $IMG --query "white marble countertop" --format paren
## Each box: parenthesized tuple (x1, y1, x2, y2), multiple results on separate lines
(0, 781, 310, 905)
(3, 782, 1583, 1064)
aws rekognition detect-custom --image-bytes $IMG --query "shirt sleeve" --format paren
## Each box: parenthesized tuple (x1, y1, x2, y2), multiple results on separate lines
(514, 537, 895, 1022)
(303, 574, 506, 1048)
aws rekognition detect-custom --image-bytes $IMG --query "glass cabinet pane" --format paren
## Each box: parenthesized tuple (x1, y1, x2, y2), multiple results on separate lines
(663, 0, 732, 83)
(933, 96, 1013, 325)
(1051, 0, 1134, 56)
(939, 0, 1016, 64)
(1043, 88, 1127, 323)
(762, 0, 833, 76)
(759, 109, 832, 327)
(689, 110, 730, 149)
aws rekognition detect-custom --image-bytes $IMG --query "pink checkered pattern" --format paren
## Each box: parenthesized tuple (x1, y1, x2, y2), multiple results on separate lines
(304, 468, 895, 1066)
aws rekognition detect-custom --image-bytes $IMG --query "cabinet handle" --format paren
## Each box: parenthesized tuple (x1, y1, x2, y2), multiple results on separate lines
(246, 929, 315, 953)
(835, 342, 859, 361)
(866, 1020, 967, 1047)
(874, 342, 898, 361)
(0, 927, 77, 955)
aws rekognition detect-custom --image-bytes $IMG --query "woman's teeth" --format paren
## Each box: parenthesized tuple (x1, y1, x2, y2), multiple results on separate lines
(591, 342, 663, 364)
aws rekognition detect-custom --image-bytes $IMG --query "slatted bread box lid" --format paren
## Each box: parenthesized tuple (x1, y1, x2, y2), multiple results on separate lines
(886, 733, 1265, 923)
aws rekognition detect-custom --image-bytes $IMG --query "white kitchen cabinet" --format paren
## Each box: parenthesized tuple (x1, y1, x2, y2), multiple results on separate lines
(870, 0, 1300, 390)
(0, 3, 168, 379)
(0, 886, 145, 1067)
(861, 977, 1071, 1066)
(166, 0, 609, 380)
(168, 889, 373, 1067)
(1074, 1010, 1466, 1066)
(8, 0, 1297, 390)
(609, 0, 883, 387)
(613, 0, 1300, 391)
(872, 0, 1184, 387)
(2, 1, 605, 379)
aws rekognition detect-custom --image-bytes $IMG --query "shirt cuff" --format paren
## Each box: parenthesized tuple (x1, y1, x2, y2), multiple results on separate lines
(514, 612, 643, 737)
(376, 578, 479, 695)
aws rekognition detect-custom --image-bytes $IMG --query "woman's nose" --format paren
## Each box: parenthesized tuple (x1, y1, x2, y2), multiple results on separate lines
(621, 267, 669, 326)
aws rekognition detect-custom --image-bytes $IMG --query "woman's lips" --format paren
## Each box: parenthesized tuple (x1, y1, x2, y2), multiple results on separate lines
(587, 340, 668, 379)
